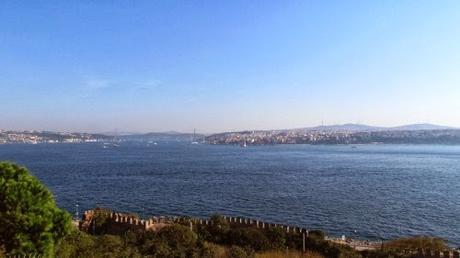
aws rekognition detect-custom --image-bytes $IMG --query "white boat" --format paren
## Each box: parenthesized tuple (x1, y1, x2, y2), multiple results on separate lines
(103, 143, 119, 148)
(191, 129, 200, 144)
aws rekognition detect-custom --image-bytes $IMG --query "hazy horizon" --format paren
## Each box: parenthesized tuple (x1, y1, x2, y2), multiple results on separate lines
(1, 122, 457, 135)
(2, 1, 460, 133)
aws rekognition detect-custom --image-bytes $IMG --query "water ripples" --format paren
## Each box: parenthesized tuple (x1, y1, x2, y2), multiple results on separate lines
(0, 143, 459, 245)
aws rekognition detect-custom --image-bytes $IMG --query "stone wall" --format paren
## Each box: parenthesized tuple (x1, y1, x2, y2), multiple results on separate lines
(80, 209, 310, 235)
(80, 209, 176, 233)
(80, 209, 458, 257)
(191, 215, 310, 234)
(416, 249, 460, 258)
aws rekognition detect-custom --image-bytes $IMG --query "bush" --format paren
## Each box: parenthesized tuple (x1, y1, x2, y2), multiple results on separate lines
(383, 236, 447, 252)
(56, 230, 96, 258)
(306, 235, 360, 258)
(202, 242, 227, 258)
(362, 236, 450, 258)
(227, 228, 271, 252)
(57, 230, 141, 258)
(227, 245, 254, 258)
(265, 228, 286, 250)
(141, 224, 199, 257)
(309, 230, 326, 240)
(0, 162, 72, 257)
(209, 214, 231, 243)
(255, 250, 324, 258)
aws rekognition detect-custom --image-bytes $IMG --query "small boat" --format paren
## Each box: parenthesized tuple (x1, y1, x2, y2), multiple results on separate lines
(191, 129, 200, 144)
(147, 141, 158, 146)
(103, 143, 119, 148)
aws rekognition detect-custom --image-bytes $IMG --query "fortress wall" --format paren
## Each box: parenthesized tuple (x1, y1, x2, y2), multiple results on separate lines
(82, 209, 309, 235)
(218, 215, 309, 234)
(80, 210, 459, 256)
(416, 249, 460, 258)
(81, 209, 186, 233)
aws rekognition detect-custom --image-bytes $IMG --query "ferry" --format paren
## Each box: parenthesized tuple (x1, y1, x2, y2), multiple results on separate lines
(103, 143, 120, 148)
(191, 129, 200, 144)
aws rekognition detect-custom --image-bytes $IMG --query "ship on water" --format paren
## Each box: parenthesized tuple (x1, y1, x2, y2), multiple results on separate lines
(191, 129, 199, 144)
(103, 142, 119, 148)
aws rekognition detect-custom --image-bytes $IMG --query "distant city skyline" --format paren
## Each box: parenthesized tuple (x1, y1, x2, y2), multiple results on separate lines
(1, 1, 460, 133)
(0, 122, 456, 135)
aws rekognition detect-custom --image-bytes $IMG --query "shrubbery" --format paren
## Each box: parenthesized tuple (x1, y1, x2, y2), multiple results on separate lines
(227, 246, 254, 258)
(57, 214, 451, 258)
(57, 230, 142, 258)
(361, 236, 449, 258)
(190, 215, 367, 258)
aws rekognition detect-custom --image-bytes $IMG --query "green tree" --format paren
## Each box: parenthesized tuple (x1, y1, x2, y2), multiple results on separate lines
(376, 236, 448, 258)
(208, 214, 230, 243)
(0, 162, 72, 257)
(90, 208, 112, 235)
(94, 234, 141, 258)
(227, 246, 254, 258)
(56, 229, 97, 258)
(227, 228, 270, 252)
(143, 224, 198, 258)
(265, 227, 286, 250)
(383, 236, 447, 251)
(57, 230, 141, 258)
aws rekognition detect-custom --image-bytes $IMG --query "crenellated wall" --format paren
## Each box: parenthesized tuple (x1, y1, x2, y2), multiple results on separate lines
(80, 209, 176, 233)
(415, 249, 460, 258)
(80, 209, 459, 257)
(191, 215, 310, 234)
(80, 209, 310, 235)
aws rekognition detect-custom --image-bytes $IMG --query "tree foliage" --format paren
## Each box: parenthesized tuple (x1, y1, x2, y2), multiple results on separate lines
(139, 224, 201, 257)
(383, 236, 447, 251)
(0, 162, 71, 256)
(57, 229, 141, 258)
(208, 214, 231, 243)
(265, 228, 286, 250)
(227, 245, 254, 258)
(227, 228, 271, 252)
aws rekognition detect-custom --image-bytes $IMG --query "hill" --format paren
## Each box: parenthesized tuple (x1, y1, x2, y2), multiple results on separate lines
(300, 123, 454, 132)
(119, 131, 205, 143)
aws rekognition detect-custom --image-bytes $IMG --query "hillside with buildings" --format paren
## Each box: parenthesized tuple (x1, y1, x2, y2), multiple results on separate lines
(0, 130, 112, 144)
(205, 124, 460, 145)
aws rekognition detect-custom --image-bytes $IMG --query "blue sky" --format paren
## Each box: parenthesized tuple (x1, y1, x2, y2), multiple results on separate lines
(1, 1, 460, 133)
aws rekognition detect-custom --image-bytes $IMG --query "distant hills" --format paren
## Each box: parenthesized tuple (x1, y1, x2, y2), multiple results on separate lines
(1, 123, 458, 145)
(388, 123, 454, 131)
(299, 123, 454, 132)
(118, 131, 205, 142)
(108, 123, 456, 138)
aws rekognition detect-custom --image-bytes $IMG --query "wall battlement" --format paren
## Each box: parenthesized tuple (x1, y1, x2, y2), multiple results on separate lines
(80, 209, 309, 234)
(81, 209, 179, 232)
(191, 215, 310, 234)
(416, 249, 460, 258)
(80, 209, 459, 256)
